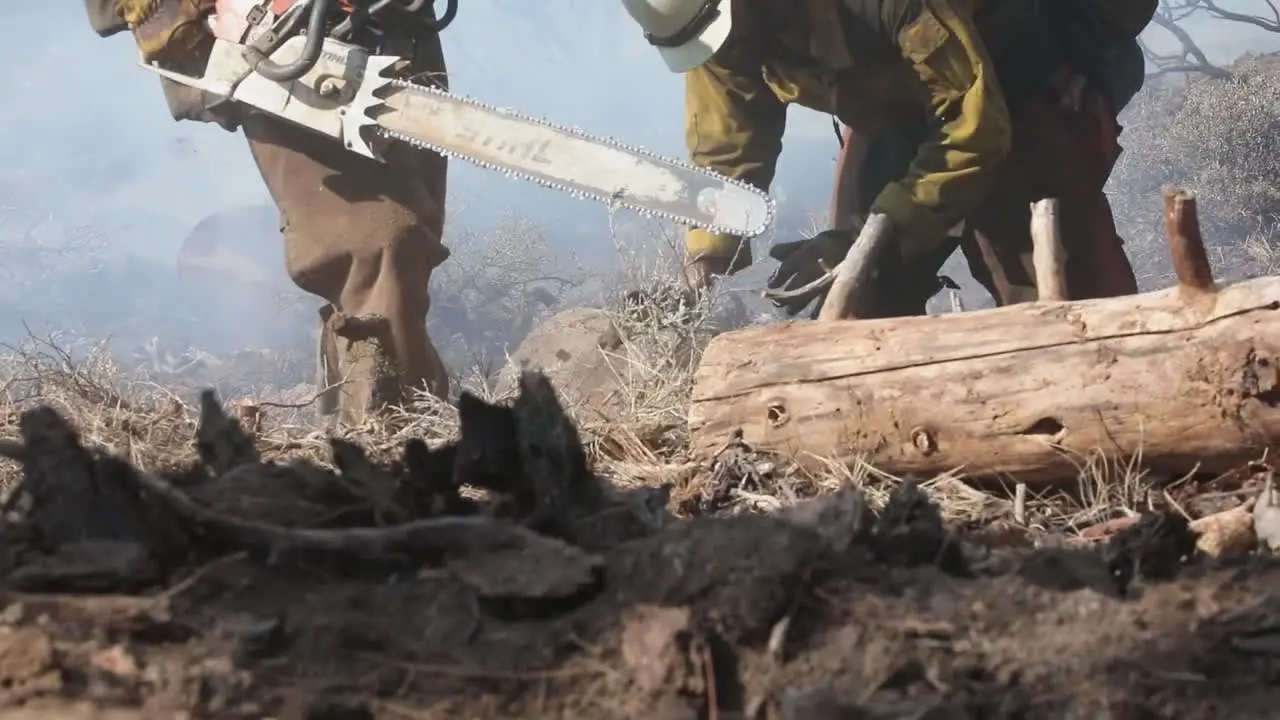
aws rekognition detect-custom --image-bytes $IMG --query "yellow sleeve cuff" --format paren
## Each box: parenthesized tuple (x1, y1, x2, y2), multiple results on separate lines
(686, 228, 753, 273)
(870, 181, 950, 262)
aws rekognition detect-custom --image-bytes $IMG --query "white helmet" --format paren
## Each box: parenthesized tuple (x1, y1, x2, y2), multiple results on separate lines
(620, 0, 734, 74)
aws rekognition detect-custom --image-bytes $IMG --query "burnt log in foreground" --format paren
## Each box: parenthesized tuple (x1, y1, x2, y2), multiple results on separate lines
(0, 371, 676, 600)
(691, 189, 1280, 484)
(1, 365, 1273, 718)
(0, 368, 974, 660)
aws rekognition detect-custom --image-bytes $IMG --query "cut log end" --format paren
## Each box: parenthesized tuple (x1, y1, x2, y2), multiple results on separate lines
(1162, 188, 1217, 294)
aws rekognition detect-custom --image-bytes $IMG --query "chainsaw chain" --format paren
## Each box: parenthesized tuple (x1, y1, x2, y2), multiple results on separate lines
(374, 78, 777, 239)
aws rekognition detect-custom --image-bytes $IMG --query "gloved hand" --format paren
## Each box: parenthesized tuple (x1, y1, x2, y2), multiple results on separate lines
(118, 0, 216, 71)
(764, 229, 854, 317)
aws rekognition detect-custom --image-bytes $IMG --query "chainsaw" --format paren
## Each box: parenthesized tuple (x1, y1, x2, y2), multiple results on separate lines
(139, 0, 776, 239)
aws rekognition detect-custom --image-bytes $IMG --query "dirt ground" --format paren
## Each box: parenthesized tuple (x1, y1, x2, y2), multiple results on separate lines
(1, 373, 1279, 719)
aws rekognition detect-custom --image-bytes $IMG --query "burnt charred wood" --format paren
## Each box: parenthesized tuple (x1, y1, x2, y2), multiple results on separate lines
(329, 438, 408, 525)
(113, 457, 600, 595)
(13, 407, 188, 561)
(398, 438, 477, 517)
(452, 391, 523, 497)
(512, 370, 607, 540)
(195, 389, 258, 475)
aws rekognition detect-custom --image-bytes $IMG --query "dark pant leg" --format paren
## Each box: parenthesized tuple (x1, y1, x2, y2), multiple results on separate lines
(965, 86, 1138, 305)
(241, 33, 451, 408)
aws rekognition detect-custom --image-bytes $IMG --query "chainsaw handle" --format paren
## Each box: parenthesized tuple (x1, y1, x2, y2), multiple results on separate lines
(331, 0, 458, 40)
(249, 0, 334, 82)
(419, 0, 457, 31)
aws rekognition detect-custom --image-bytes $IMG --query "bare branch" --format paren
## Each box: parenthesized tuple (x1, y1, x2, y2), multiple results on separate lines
(1199, 0, 1280, 33)
(1145, 4, 1232, 79)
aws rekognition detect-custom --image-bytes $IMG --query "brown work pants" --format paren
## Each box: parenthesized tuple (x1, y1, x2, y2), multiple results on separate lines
(959, 76, 1139, 305)
(241, 35, 451, 418)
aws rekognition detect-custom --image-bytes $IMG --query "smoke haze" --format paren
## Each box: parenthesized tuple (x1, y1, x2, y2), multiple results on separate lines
(0, 2, 1275, 365)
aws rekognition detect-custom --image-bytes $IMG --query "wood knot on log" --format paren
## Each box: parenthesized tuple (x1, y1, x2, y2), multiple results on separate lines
(910, 427, 937, 456)
(766, 401, 789, 429)
(1238, 351, 1280, 407)
(1019, 418, 1067, 444)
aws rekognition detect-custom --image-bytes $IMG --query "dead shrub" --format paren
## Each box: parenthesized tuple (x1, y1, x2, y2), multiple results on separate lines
(1110, 54, 1280, 286)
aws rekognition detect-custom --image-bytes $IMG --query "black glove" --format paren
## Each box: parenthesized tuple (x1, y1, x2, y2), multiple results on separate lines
(768, 228, 967, 319)
(764, 229, 854, 317)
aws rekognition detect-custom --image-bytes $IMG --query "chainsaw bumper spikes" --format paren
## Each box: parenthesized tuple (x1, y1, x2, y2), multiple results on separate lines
(341, 54, 399, 161)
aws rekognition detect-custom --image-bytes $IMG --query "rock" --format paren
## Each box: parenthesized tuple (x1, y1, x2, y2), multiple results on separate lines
(89, 645, 140, 678)
(1253, 474, 1280, 552)
(1190, 506, 1257, 558)
(620, 605, 698, 696)
(496, 308, 630, 424)
(0, 627, 61, 705)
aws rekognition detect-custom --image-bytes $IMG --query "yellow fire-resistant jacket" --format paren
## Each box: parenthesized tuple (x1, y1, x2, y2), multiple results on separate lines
(686, 0, 1014, 268)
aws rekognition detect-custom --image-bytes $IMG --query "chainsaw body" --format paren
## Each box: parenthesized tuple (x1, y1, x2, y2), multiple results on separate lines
(143, 0, 419, 158)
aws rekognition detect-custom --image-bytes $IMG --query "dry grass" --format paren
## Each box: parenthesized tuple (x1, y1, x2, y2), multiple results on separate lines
(0, 276, 1214, 541)
(0, 235, 1266, 543)
(0, 332, 199, 487)
(6, 56, 1277, 531)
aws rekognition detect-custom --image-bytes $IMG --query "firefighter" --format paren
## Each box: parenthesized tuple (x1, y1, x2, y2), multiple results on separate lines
(621, 0, 1155, 316)
(82, 0, 453, 422)
(816, 33, 1150, 316)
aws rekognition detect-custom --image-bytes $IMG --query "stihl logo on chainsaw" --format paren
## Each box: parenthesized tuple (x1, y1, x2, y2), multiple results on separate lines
(454, 130, 554, 166)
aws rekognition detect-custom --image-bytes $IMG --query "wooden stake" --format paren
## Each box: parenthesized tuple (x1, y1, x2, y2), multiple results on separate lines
(1029, 199, 1068, 301)
(230, 400, 263, 437)
(1020, 199, 1064, 503)
(1013, 482, 1028, 525)
(816, 213, 894, 321)
(1162, 188, 1216, 294)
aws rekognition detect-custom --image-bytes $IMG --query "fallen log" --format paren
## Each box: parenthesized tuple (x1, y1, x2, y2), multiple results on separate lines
(689, 189, 1280, 484)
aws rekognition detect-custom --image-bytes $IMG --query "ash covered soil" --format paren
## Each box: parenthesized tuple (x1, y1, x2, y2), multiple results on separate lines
(0, 372, 1279, 719)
